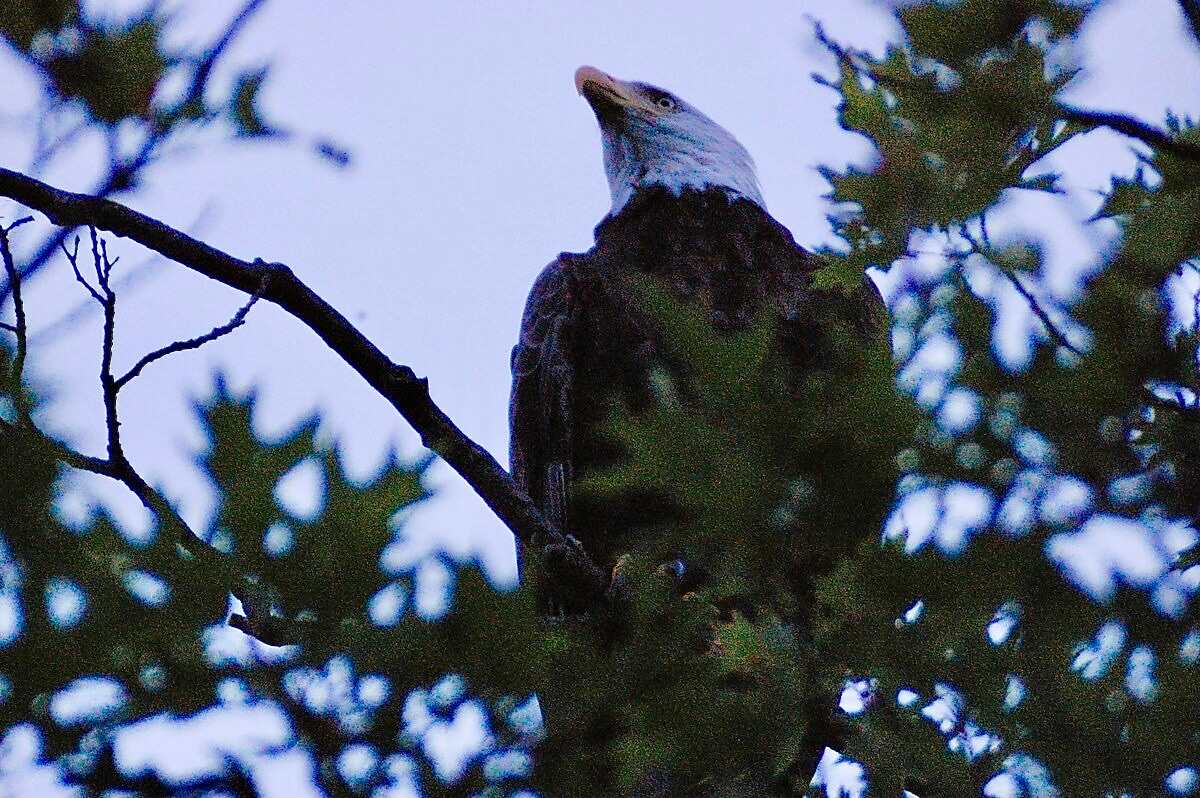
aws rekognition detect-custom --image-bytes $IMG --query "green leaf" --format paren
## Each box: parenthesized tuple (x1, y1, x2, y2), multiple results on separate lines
(229, 66, 276, 138)
(43, 14, 167, 125)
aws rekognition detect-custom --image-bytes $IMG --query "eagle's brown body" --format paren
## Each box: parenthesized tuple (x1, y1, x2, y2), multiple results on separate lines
(509, 186, 886, 581)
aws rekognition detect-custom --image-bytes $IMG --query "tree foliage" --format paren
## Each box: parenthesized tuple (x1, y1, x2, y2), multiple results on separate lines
(2, 1, 1199, 797)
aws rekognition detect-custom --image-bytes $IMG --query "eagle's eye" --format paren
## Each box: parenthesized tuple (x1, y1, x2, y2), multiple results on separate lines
(655, 95, 677, 111)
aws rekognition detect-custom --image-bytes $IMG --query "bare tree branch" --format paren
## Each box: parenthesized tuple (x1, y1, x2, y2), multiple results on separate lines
(116, 288, 263, 390)
(0, 166, 607, 603)
(61, 236, 105, 304)
(0, 412, 285, 640)
(25, 423, 115, 475)
(960, 219, 1086, 358)
(0, 216, 35, 386)
(998, 268, 1085, 357)
(33, 205, 217, 347)
(1, 224, 295, 642)
(87, 228, 123, 464)
(188, 0, 270, 102)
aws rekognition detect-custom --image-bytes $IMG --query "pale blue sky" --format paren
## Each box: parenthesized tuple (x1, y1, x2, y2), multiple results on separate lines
(2, 1, 1199, 794)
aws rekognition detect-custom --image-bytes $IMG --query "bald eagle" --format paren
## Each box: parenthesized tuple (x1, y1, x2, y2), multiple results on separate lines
(509, 67, 885, 604)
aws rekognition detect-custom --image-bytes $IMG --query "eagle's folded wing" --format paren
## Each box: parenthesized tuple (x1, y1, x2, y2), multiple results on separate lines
(509, 256, 576, 541)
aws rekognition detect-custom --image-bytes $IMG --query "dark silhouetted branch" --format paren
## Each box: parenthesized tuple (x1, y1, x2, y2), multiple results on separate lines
(1001, 269, 1084, 357)
(34, 206, 217, 348)
(0, 166, 607, 604)
(0, 412, 280, 640)
(1056, 103, 1200, 161)
(61, 235, 105, 304)
(0, 216, 34, 385)
(87, 228, 123, 463)
(961, 218, 1085, 358)
(0, 228, 287, 642)
(2, 221, 208, 558)
(188, 0, 270, 101)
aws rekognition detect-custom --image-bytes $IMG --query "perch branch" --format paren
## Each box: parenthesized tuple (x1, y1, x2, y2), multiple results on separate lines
(0, 167, 607, 602)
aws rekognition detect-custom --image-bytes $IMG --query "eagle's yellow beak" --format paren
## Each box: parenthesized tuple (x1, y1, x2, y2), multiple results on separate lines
(574, 65, 658, 116)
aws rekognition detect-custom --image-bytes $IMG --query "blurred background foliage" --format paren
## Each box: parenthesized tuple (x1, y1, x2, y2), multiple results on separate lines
(0, 0, 347, 303)
(2, 0, 1200, 796)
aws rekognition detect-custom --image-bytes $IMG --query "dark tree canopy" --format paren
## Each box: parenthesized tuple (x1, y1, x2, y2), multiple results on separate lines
(2, 1, 1200, 797)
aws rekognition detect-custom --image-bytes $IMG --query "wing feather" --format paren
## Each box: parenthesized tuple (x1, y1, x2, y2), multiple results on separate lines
(509, 256, 577, 541)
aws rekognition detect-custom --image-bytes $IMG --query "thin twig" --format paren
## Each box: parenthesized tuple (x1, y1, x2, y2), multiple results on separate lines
(33, 205, 216, 348)
(50, 228, 299, 642)
(85, 231, 122, 464)
(0, 217, 34, 387)
(959, 221, 1085, 357)
(116, 283, 265, 390)
(28, 111, 90, 177)
(61, 236, 104, 304)
(0, 322, 16, 333)
(979, 214, 993, 250)
(1142, 386, 1200, 414)
(1001, 270, 1084, 357)
(188, 0, 270, 100)
(90, 227, 115, 294)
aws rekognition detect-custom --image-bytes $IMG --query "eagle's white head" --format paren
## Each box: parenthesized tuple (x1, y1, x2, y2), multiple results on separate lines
(575, 65, 765, 215)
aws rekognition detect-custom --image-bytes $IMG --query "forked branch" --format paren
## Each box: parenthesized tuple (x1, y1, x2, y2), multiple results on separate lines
(0, 167, 607, 603)
(0, 222, 291, 641)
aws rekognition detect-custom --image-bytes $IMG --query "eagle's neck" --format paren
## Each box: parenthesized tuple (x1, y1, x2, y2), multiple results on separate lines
(600, 124, 764, 215)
